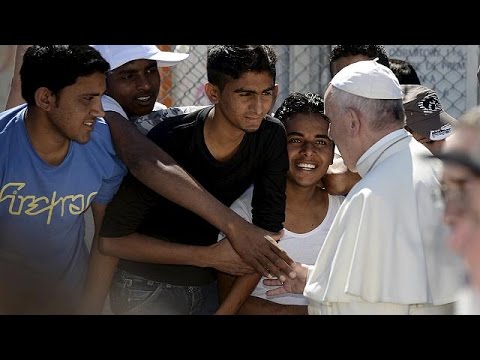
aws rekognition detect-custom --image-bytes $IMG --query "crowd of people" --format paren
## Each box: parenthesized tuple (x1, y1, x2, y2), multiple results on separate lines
(0, 44, 477, 314)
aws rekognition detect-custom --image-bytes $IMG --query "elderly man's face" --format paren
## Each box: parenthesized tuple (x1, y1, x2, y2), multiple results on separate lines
(447, 207, 480, 289)
(442, 163, 480, 289)
(442, 128, 480, 289)
(325, 85, 358, 171)
(443, 129, 480, 226)
(442, 162, 479, 226)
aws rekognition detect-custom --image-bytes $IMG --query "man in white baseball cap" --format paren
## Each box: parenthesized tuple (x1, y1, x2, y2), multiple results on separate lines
(91, 45, 189, 118)
(93, 45, 189, 71)
(264, 59, 465, 315)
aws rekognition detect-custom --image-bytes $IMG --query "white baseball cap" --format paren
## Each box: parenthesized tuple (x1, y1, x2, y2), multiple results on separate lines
(91, 45, 189, 71)
(331, 58, 402, 100)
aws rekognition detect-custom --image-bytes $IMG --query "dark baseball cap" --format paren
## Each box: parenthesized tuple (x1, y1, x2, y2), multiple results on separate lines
(402, 84, 457, 141)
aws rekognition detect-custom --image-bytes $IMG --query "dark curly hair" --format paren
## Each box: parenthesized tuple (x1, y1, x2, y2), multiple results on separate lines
(274, 92, 325, 126)
(389, 58, 421, 85)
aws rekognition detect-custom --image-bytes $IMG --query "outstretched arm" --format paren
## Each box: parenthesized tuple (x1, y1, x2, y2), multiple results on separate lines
(104, 111, 295, 279)
(5, 45, 31, 110)
(98, 233, 253, 276)
(238, 296, 307, 315)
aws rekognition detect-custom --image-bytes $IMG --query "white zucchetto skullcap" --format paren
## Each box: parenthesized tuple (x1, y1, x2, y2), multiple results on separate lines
(331, 58, 403, 100)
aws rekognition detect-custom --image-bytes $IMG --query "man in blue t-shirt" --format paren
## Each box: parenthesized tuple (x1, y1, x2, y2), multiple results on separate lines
(0, 45, 126, 314)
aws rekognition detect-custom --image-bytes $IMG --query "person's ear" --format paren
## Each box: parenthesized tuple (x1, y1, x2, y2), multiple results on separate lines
(205, 83, 220, 104)
(345, 107, 361, 137)
(272, 84, 279, 102)
(34, 87, 54, 111)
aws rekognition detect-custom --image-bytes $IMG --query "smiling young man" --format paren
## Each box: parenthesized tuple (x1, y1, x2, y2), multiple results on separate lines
(0, 46, 126, 314)
(91, 45, 189, 119)
(96, 45, 290, 314)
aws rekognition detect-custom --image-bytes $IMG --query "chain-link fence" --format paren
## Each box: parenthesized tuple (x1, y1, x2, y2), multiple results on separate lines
(161, 45, 479, 119)
(385, 45, 477, 118)
(162, 45, 333, 111)
(0, 45, 477, 117)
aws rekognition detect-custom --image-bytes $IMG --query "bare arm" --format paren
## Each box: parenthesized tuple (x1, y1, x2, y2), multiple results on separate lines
(99, 233, 253, 276)
(79, 203, 118, 314)
(238, 296, 307, 315)
(215, 272, 262, 315)
(322, 153, 361, 196)
(104, 111, 294, 279)
(5, 45, 31, 110)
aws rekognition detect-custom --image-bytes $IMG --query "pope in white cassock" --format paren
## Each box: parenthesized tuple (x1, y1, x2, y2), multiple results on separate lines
(265, 59, 465, 315)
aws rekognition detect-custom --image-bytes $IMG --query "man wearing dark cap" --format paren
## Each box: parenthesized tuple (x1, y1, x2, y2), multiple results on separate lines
(264, 59, 465, 314)
(436, 106, 480, 314)
(402, 84, 457, 154)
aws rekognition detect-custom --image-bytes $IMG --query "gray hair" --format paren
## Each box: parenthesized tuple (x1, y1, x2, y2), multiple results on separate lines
(456, 106, 480, 156)
(329, 86, 405, 131)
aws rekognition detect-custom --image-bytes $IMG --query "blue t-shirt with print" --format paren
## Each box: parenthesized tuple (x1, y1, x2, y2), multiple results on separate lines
(0, 104, 126, 311)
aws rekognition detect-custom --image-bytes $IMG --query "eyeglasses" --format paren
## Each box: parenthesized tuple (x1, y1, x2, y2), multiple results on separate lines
(440, 182, 467, 213)
(440, 176, 477, 215)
